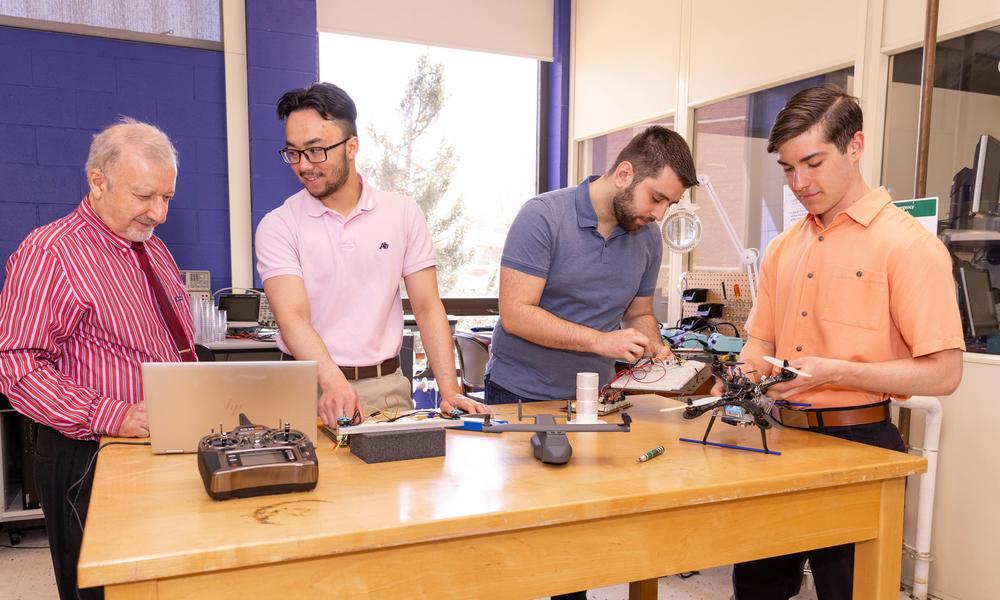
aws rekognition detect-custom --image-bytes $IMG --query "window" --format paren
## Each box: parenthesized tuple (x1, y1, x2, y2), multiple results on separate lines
(690, 69, 854, 270)
(579, 118, 675, 179)
(0, 0, 221, 44)
(319, 33, 539, 298)
(883, 27, 1000, 352)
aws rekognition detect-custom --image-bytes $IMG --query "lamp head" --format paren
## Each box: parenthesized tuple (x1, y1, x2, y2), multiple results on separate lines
(660, 200, 702, 253)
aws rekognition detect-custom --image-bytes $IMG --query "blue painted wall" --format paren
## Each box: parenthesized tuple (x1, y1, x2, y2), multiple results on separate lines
(546, 0, 571, 192)
(245, 0, 318, 286)
(0, 25, 231, 291)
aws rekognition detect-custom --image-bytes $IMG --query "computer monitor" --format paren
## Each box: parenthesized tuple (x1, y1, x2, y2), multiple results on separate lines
(218, 293, 260, 328)
(956, 265, 999, 338)
(971, 134, 1000, 216)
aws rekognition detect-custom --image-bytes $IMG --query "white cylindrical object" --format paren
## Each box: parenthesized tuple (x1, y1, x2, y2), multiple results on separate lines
(217, 310, 227, 342)
(893, 395, 943, 600)
(577, 372, 599, 389)
(574, 372, 600, 424)
(574, 400, 599, 423)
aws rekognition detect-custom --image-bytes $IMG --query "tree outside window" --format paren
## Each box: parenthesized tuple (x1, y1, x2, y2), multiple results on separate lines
(320, 34, 538, 297)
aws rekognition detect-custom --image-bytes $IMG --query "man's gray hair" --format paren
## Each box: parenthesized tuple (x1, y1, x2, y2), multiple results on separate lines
(85, 117, 178, 182)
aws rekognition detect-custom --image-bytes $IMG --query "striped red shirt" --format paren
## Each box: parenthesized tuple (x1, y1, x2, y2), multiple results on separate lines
(0, 198, 196, 440)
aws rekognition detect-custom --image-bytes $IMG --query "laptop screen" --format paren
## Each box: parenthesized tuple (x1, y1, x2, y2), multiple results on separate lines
(142, 361, 318, 453)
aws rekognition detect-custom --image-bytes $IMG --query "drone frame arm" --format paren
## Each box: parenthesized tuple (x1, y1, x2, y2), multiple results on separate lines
(482, 412, 631, 434)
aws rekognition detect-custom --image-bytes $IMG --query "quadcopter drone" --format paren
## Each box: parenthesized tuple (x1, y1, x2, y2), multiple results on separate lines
(677, 355, 811, 455)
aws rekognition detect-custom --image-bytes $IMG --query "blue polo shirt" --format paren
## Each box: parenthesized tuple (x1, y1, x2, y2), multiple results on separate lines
(486, 177, 662, 400)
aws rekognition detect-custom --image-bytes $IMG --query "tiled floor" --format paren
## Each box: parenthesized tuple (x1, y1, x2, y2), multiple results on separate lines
(0, 526, 57, 600)
(0, 522, 822, 600)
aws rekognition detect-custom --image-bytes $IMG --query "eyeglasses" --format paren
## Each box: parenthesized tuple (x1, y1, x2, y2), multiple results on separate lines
(278, 137, 352, 164)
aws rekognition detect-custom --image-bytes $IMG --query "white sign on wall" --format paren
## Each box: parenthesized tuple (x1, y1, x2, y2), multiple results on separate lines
(782, 185, 808, 231)
(781, 186, 939, 235)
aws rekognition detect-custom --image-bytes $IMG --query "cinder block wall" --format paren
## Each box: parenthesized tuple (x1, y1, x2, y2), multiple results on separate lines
(245, 0, 318, 287)
(0, 25, 232, 291)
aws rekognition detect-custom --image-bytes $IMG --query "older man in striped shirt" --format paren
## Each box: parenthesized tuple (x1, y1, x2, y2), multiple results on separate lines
(0, 118, 194, 600)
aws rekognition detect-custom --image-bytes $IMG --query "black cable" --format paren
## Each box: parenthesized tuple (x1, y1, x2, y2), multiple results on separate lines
(66, 441, 150, 535)
(0, 543, 49, 549)
(711, 321, 740, 336)
(385, 409, 439, 422)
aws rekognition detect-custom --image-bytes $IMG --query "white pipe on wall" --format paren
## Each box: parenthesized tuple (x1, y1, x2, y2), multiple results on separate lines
(893, 395, 942, 600)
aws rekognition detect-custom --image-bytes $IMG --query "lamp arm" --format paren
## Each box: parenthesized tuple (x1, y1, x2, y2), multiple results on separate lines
(696, 174, 760, 304)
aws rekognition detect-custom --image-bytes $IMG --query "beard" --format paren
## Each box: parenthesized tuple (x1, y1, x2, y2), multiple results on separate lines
(303, 147, 350, 200)
(611, 184, 649, 232)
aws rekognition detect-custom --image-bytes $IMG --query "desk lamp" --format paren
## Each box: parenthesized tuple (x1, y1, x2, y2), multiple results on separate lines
(660, 174, 760, 304)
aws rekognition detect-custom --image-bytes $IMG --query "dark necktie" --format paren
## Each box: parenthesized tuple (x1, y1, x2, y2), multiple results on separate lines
(131, 242, 196, 362)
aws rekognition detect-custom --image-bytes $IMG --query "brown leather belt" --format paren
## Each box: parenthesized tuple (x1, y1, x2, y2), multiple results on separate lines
(771, 400, 890, 430)
(280, 354, 400, 381)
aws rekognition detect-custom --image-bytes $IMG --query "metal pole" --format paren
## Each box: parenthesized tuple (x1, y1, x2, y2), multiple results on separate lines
(901, 0, 940, 445)
(913, 0, 940, 199)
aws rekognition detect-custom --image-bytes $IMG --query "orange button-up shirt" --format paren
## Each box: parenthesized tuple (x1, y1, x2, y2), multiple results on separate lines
(745, 186, 965, 408)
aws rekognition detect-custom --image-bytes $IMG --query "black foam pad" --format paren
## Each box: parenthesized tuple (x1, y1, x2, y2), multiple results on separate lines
(349, 428, 446, 464)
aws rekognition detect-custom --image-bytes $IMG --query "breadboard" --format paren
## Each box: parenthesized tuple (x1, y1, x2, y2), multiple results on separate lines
(609, 360, 708, 393)
(680, 271, 752, 339)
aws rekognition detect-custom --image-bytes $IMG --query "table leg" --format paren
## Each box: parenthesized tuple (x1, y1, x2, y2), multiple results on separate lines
(628, 578, 658, 600)
(852, 478, 905, 599)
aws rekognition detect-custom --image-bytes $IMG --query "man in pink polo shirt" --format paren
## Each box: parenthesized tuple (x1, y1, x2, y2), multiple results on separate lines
(255, 82, 487, 426)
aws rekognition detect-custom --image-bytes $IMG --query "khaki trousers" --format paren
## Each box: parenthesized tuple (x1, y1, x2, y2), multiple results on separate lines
(350, 368, 414, 418)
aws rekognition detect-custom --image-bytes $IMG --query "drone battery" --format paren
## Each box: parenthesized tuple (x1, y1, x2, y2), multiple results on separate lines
(695, 303, 724, 318)
(681, 288, 709, 302)
(350, 427, 446, 463)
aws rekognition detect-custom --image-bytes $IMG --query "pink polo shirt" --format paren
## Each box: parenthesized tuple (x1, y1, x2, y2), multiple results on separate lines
(255, 179, 436, 366)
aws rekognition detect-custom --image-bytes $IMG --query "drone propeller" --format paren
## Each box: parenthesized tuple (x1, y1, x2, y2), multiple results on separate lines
(659, 396, 719, 412)
(762, 355, 813, 378)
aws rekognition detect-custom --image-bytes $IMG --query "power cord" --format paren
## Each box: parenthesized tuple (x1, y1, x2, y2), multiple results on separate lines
(66, 441, 151, 534)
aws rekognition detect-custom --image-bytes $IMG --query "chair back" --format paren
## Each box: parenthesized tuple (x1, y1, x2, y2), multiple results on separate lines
(453, 332, 490, 393)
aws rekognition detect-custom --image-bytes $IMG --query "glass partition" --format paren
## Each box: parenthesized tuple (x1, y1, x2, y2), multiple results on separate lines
(883, 26, 1000, 352)
(582, 117, 675, 178)
(690, 69, 854, 270)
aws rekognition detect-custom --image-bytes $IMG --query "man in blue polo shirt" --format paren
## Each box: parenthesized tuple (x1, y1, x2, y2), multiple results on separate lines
(486, 126, 698, 407)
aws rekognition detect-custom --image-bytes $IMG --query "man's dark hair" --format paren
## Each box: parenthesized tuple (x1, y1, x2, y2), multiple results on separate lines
(276, 82, 358, 136)
(767, 84, 862, 154)
(607, 125, 698, 189)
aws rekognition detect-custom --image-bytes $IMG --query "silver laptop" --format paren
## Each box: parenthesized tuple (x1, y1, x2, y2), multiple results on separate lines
(143, 361, 318, 454)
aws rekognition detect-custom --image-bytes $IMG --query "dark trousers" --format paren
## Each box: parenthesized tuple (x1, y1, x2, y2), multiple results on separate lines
(732, 419, 906, 600)
(34, 424, 104, 600)
(484, 374, 547, 405)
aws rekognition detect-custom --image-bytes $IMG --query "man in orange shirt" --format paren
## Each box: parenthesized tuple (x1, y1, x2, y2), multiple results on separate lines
(728, 85, 965, 599)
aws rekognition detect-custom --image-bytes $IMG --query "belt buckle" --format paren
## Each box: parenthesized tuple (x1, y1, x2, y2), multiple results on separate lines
(780, 409, 810, 429)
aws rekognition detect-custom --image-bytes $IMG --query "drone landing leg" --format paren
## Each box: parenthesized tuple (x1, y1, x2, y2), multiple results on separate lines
(701, 414, 718, 443)
(679, 414, 782, 455)
(759, 424, 770, 454)
(678, 437, 782, 455)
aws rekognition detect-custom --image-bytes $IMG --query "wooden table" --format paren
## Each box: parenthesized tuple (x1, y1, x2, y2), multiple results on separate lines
(78, 396, 923, 599)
